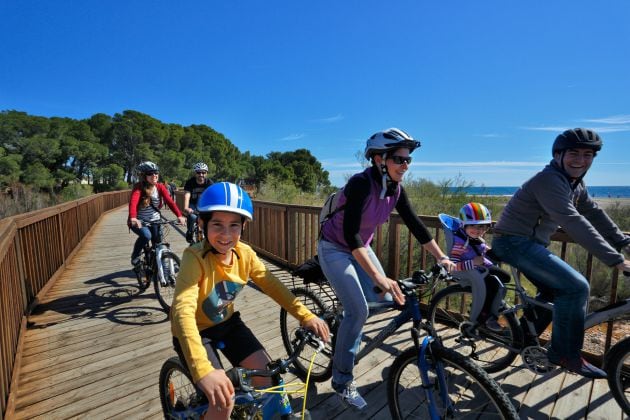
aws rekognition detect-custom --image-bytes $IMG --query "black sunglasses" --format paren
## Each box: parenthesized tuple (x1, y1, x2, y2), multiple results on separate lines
(146, 171, 159, 176)
(389, 156, 412, 165)
(196, 171, 207, 175)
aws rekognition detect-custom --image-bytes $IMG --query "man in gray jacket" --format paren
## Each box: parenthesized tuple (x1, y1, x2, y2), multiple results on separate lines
(492, 128, 630, 379)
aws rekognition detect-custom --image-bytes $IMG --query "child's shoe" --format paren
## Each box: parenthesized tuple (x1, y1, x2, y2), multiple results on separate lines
(483, 315, 504, 332)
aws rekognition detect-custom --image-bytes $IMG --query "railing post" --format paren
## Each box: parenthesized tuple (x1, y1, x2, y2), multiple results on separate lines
(387, 218, 401, 278)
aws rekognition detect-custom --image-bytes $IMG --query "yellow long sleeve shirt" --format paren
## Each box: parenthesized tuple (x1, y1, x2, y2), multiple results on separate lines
(171, 241, 315, 382)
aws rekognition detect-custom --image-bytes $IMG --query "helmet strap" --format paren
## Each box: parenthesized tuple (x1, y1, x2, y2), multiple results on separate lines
(379, 152, 389, 199)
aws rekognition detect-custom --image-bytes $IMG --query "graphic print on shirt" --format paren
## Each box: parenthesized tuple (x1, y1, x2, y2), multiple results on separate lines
(201, 280, 243, 323)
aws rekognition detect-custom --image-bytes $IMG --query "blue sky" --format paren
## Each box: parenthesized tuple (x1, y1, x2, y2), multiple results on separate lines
(1, 1, 629, 187)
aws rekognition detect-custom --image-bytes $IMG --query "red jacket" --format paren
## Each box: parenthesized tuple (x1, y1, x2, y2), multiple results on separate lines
(128, 183, 183, 223)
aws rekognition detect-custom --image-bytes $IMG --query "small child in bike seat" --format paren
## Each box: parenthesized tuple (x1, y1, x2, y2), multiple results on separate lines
(170, 182, 329, 420)
(449, 203, 511, 332)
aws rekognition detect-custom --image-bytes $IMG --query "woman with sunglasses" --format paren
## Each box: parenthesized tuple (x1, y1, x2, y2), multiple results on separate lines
(318, 128, 456, 410)
(128, 161, 186, 279)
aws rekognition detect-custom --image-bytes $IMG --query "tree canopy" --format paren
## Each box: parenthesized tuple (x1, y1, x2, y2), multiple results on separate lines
(0, 110, 331, 193)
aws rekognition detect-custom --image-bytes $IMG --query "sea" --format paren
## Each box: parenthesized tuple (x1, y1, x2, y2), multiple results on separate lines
(451, 186, 630, 199)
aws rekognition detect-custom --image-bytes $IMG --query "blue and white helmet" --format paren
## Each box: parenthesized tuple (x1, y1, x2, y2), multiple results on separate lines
(364, 128, 421, 160)
(197, 182, 254, 221)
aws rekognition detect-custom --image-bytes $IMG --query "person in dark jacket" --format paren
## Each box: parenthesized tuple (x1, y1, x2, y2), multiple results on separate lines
(318, 128, 455, 409)
(492, 128, 630, 379)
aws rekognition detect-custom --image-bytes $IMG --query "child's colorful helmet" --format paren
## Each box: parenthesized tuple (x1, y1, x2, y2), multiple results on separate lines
(459, 202, 492, 225)
(197, 182, 254, 221)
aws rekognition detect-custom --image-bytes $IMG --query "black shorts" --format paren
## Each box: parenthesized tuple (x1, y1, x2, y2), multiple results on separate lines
(173, 311, 264, 371)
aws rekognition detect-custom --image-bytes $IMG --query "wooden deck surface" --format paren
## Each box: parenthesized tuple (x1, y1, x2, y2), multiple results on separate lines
(11, 207, 626, 419)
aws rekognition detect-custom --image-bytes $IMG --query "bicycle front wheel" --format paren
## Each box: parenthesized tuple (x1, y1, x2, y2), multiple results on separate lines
(280, 287, 336, 382)
(159, 356, 208, 418)
(429, 284, 522, 373)
(605, 336, 630, 416)
(155, 250, 180, 312)
(388, 344, 518, 419)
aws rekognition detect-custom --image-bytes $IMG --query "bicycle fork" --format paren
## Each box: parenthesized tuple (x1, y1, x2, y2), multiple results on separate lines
(155, 244, 172, 286)
(417, 335, 455, 420)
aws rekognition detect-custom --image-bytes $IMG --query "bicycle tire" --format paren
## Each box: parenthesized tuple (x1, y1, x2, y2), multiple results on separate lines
(604, 336, 630, 416)
(159, 356, 208, 418)
(428, 284, 522, 373)
(387, 344, 518, 420)
(280, 287, 336, 382)
(155, 250, 181, 312)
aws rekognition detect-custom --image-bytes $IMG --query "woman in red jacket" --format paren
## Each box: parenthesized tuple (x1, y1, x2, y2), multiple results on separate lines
(128, 161, 186, 274)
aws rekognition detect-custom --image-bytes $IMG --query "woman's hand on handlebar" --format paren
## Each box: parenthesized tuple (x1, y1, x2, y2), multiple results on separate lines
(374, 274, 405, 306)
(130, 217, 143, 229)
(177, 216, 187, 226)
(302, 317, 330, 343)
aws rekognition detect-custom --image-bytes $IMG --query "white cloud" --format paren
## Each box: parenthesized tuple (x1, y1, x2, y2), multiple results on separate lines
(311, 114, 344, 123)
(583, 115, 630, 125)
(521, 124, 630, 133)
(474, 133, 503, 138)
(279, 133, 305, 141)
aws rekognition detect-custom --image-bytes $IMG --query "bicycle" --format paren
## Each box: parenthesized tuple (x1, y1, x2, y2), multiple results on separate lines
(158, 327, 324, 419)
(604, 335, 630, 416)
(281, 264, 518, 419)
(185, 210, 205, 245)
(133, 219, 181, 312)
(427, 262, 630, 378)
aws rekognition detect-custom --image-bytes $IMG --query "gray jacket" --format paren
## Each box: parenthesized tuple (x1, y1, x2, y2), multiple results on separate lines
(494, 160, 629, 267)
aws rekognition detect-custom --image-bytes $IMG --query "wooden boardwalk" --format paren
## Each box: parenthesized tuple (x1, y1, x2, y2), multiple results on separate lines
(11, 207, 626, 419)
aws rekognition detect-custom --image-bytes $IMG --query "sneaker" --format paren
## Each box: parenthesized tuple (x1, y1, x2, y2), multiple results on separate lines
(548, 354, 607, 379)
(332, 380, 367, 410)
(483, 316, 504, 332)
(131, 257, 142, 271)
(185, 231, 194, 243)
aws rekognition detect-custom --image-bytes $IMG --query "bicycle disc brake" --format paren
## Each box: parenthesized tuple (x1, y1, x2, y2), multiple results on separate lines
(521, 345, 556, 374)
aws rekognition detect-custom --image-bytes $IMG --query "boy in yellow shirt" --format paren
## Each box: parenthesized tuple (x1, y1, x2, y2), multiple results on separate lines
(171, 182, 329, 419)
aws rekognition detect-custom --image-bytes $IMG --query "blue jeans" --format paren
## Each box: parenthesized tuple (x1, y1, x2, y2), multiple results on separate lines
(317, 239, 391, 385)
(130, 224, 161, 262)
(186, 204, 198, 236)
(491, 234, 589, 359)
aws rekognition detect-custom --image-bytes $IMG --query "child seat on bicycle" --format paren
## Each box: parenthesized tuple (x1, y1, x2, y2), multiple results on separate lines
(439, 204, 511, 332)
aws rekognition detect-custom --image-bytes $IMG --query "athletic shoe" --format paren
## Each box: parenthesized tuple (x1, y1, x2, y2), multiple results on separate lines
(185, 231, 194, 243)
(332, 380, 367, 410)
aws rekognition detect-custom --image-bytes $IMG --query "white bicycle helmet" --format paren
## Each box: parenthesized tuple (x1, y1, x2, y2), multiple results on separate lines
(137, 161, 159, 174)
(364, 128, 421, 160)
(193, 162, 209, 172)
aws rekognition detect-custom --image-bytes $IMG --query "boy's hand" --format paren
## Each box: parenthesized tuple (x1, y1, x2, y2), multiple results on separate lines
(303, 317, 330, 343)
(197, 369, 234, 410)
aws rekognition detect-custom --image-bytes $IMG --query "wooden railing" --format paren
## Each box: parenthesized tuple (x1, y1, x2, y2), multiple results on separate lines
(0, 190, 130, 419)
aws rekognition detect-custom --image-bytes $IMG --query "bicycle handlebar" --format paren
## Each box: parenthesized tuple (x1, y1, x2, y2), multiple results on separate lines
(373, 264, 453, 296)
(225, 328, 324, 392)
(141, 219, 180, 227)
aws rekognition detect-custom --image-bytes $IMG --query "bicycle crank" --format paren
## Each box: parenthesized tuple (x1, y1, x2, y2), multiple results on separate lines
(521, 345, 556, 374)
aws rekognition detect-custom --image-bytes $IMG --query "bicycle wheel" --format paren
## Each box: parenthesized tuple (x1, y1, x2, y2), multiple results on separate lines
(388, 344, 518, 419)
(280, 287, 336, 382)
(159, 356, 208, 418)
(428, 284, 522, 373)
(605, 336, 630, 416)
(155, 250, 180, 312)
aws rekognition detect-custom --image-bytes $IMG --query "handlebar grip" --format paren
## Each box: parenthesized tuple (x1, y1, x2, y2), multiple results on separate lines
(226, 367, 243, 389)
